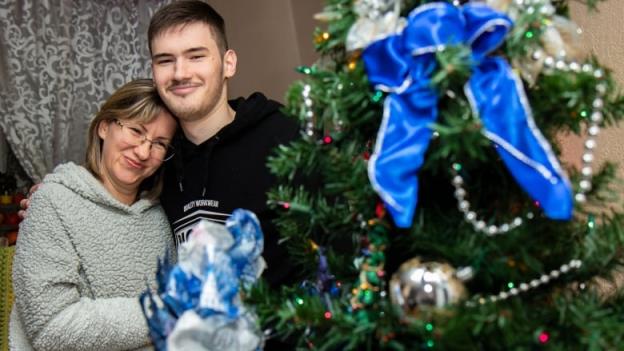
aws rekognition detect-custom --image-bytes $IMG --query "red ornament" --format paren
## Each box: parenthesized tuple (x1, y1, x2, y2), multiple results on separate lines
(6, 230, 18, 245)
(375, 202, 386, 219)
(323, 136, 333, 144)
(13, 192, 26, 205)
(5, 212, 20, 226)
(324, 311, 332, 319)
(360, 235, 370, 247)
(283, 202, 291, 209)
(363, 151, 371, 160)
(538, 331, 549, 344)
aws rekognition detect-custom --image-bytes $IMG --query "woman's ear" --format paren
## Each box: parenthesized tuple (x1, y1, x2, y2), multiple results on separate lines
(97, 121, 110, 140)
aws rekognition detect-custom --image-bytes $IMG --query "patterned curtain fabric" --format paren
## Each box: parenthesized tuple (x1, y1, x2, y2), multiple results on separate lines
(0, 0, 169, 182)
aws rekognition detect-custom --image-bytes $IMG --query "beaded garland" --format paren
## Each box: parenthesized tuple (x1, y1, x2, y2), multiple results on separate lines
(302, 84, 315, 138)
(465, 258, 582, 306)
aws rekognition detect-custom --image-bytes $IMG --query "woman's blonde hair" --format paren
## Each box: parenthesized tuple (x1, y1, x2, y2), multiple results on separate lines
(85, 78, 173, 201)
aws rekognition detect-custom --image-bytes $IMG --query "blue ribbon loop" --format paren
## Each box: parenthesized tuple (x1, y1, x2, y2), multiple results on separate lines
(362, 2, 573, 228)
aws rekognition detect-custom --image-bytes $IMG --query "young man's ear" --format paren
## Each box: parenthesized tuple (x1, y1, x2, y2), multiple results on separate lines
(223, 49, 237, 79)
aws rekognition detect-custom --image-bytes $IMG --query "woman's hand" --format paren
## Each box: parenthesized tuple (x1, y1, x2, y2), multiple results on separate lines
(18, 183, 40, 219)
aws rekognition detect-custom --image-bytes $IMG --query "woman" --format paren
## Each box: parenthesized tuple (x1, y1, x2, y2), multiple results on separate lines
(9, 79, 177, 351)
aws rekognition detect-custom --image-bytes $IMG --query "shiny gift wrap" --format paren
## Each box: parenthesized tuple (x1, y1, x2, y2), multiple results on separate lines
(362, 2, 573, 228)
(141, 209, 265, 351)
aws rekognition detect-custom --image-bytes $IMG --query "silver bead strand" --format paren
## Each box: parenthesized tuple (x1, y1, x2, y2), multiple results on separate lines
(529, 47, 605, 203)
(466, 258, 583, 306)
(302, 84, 315, 138)
(575, 69, 606, 203)
(451, 164, 533, 236)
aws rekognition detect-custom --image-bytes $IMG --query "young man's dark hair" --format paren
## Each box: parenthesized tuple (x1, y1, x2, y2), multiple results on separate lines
(148, 0, 228, 55)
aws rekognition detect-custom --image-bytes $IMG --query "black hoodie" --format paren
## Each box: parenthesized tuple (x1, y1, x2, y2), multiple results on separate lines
(160, 92, 299, 286)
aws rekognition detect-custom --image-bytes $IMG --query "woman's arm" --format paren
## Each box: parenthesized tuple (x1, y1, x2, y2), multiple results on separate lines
(13, 188, 151, 351)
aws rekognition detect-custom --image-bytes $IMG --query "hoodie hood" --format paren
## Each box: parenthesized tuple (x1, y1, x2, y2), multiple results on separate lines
(222, 92, 283, 140)
(178, 92, 283, 152)
(43, 162, 157, 214)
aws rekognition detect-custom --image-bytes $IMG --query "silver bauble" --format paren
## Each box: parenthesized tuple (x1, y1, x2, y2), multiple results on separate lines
(389, 258, 470, 319)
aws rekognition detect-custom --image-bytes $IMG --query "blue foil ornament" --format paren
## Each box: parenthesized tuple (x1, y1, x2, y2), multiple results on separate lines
(362, 2, 573, 228)
(141, 209, 265, 351)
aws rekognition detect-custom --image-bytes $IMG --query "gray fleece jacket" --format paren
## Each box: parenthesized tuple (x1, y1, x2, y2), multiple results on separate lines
(9, 162, 173, 351)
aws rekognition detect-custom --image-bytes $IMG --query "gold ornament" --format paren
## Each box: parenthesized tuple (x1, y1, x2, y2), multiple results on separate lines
(314, 33, 325, 45)
(345, 0, 406, 51)
(541, 16, 587, 61)
(485, 0, 513, 13)
(485, 0, 523, 20)
(486, 0, 588, 85)
(314, 31, 331, 45)
(389, 258, 470, 320)
(313, 11, 342, 22)
(348, 60, 358, 71)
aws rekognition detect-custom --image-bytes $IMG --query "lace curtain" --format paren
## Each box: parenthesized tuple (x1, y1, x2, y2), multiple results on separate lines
(0, 0, 169, 182)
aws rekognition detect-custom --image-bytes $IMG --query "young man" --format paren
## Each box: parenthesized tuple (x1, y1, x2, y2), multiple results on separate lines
(149, 0, 300, 286)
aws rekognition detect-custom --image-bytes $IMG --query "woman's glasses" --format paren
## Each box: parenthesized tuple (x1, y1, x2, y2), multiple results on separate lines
(114, 120, 175, 161)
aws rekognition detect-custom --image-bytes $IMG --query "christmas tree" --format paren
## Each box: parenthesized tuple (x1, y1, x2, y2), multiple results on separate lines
(250, 0, 624, 349)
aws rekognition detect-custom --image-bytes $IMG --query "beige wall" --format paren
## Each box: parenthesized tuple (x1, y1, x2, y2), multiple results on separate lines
(562, 2, 624, 177)
(207, 0, 322, 102)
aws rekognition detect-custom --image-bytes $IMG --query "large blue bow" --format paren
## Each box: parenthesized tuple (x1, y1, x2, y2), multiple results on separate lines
(362, 2, 573, 228)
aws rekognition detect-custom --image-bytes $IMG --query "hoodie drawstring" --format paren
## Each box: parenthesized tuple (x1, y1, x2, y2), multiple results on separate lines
(173, 134, 185, 192)
(174, 134, 218, 197)
(198, 135, 218, 197)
